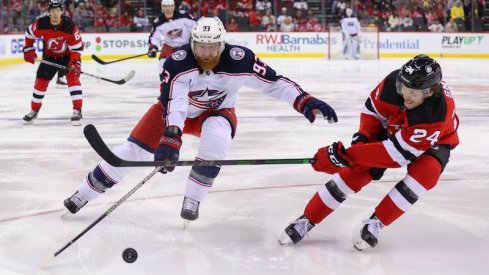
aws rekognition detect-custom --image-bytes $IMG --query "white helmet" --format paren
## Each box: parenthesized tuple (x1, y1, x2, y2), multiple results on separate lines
(346, 8, 353, 17)
(191, 17, 226, 53)
(161, 0, 174, 6)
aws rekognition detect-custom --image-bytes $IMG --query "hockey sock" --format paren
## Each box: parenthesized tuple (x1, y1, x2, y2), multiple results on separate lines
(184, 163, 221, 202)
(31, 78, 50, 111)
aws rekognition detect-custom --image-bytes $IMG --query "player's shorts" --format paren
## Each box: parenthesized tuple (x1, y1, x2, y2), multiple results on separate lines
(128, 102, 237, 153)
(37, 55, 70, 80)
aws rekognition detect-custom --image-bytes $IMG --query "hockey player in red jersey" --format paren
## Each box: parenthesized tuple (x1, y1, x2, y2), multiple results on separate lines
(63, 17, 338, 227)
(279, 54, 460, 250)
(22, 0, 84, 126)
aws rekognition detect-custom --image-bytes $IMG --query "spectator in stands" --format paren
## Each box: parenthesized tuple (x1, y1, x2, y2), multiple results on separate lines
(261, 8, 276, 31)
(293, 1, 308, 11)
(256, 0, 272, 13)
(387, 10, 401, 31)
(226, 16, 239, 32)
(445, 17, 459, 32)
(450, 0, 465, 21)
(428, 19, 445, 32)
(277, 7, 291, 29)
(106, 7, 120, 32)
(64, 2, 74, 18)
(401, 10, 414, 31)
(280, 15, 295, 32)
(248, 6, 263, 31)
(132, 8, 149, 32)
(94, 8, 107, 32)
(434, 3, 447, 25)
(119, 10, 132, 31)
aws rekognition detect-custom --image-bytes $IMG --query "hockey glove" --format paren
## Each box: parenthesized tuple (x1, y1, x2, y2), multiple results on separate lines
(148, 44, 158, 58)
(68, 58, 81, 77)
(23, 46, 37, 64)
(312, 141, 353, 174)
(154, 126, 182, 173)
(294, 93, 338, 123)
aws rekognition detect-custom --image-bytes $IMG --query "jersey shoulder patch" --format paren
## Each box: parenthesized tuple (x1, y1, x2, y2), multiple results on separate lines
(171, 49, 187, 61)
(229, 47, 245, 60)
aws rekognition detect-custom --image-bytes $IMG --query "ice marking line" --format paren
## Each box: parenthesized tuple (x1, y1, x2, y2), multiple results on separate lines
(0, 177, 467, 224)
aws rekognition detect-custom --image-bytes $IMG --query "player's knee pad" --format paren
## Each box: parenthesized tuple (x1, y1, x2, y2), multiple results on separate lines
(197, 117, 232, 160)
(66, 73, 81, 86)
(337, 167, 372, 192)
(189, 164, 221, 188)
(407, 154, 442, 190)
(34, 78, 50, 91)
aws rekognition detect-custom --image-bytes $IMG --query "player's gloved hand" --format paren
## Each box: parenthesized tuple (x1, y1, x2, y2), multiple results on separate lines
(148, 44, 158, 58)
(351, 132, 369, 145)
(23, 46, 37, 64)
(69, 58, 81, 77)
(312, 141, 353, 174)
(154, 126, 182, 173)
(293, 93, 338, 124)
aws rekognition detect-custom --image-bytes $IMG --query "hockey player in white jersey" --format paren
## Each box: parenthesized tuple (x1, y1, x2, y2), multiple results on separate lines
(340, 8, 362, 59)
(148, 0, 196, 80)
(64, 17, 338, 226)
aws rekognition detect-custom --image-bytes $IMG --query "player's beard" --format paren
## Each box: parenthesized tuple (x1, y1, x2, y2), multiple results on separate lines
(196, 56, 220, 71)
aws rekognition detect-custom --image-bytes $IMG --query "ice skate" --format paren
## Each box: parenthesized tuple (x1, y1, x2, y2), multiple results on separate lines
(22, 110, 39, 125)
(56, 75, 67, 88)
(71, 109, 82, 126)
(353, 214, 384, 251)
(63, 191, 88, 214)
(181, 196, 199, 229)
(278, 215, 315, 245)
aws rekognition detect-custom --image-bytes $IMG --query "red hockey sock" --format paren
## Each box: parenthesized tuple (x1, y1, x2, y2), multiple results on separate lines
(304, 193, 334, 224)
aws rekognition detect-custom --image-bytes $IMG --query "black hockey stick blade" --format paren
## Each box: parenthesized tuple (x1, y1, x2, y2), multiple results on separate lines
(91, 53, 148, 65)
(84, 124, 314, 167)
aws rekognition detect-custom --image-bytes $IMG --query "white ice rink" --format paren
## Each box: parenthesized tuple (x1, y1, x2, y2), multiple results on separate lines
(0, 57, 488, 275)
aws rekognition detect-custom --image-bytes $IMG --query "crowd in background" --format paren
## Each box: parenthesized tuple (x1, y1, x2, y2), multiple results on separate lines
(0, 0, 486, 33)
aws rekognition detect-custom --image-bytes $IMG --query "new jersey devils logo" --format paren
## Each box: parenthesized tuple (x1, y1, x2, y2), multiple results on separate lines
(167, 29, 183, 39)
(46, 37, 67, 53)
(188, 88, 227, 109)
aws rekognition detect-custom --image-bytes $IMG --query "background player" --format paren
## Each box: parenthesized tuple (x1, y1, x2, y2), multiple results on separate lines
(147, 0, 196, 80)
(63, 17, 338, 228)
(279, 55, 460, 250)
(340, 8, 362, 60)
(22, 0, 84, 126)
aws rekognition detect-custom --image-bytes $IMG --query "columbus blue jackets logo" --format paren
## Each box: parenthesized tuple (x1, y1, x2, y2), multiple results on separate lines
(230, 47, 245, 60)
(188, 88, 227, 109)
(167, 28, 183, 39)
(172, 50, 187, 60)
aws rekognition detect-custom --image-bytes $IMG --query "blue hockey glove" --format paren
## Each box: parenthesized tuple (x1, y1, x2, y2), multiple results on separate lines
(154, 126, 182, 173)
(294, 93, 338, 123)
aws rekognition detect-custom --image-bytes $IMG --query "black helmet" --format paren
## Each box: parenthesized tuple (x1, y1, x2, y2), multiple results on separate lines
(48, 0, 64, 10)
(397, 54, 442, 91)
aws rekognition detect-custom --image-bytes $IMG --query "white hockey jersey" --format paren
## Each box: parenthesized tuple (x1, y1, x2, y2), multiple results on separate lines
(340, 17, 361, 35)
(149, 11, 196, 48)
(159, 44, 307, 129)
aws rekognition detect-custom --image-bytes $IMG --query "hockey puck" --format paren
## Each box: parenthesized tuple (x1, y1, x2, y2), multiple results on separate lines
(122, 248, 138, 263)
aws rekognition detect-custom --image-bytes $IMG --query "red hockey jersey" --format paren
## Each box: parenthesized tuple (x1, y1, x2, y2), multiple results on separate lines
(346, 70, 460, 168)
(25, 15, 83, 59)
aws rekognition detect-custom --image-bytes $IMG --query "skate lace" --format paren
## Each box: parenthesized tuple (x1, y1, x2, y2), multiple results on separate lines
(363, 217, 384, 238)
(292, 218, 312, 238)
(71, 194, 87, 208)
(183, 197, 199, 213)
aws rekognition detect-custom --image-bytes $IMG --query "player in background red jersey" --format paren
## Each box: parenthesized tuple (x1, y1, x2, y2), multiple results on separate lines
(279, 55, 460, 251)
(22, 0, 84, 126)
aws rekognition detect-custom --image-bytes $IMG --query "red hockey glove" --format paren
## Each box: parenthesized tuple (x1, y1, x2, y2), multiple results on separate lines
(154, 126, 182, 173)
(23, 46, 37, 64)
(69, 59, 81, 77)
(148, 44, 158, 58)
(293, 93, 338, 123)
(312, 141, 353, 174)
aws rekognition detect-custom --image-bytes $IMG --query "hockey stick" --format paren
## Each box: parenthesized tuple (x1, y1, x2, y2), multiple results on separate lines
(40, 166, 161, 267)
(91, 53, 148, 65)
(84, 124, 314, 167)
(39, 59, 135, 85)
